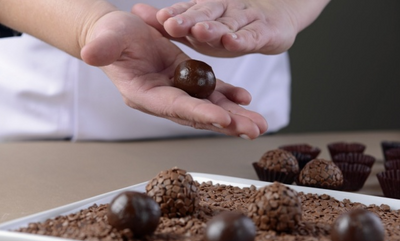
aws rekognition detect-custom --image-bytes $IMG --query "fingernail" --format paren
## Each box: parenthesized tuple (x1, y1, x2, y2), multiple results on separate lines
(239, 134, 251, 140)
(201, 22, 209, 30)
(166, 8, 174, 16)
(230, 33, 238, 39)
(174, 17, 183, 25)
(212, 123, 223, 129)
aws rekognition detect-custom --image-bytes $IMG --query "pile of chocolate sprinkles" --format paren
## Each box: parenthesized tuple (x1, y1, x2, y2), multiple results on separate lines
(14, 181, 400, 241)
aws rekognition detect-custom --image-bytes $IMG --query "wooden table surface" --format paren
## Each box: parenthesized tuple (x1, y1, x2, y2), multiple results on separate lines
(1, 130, 399, 223)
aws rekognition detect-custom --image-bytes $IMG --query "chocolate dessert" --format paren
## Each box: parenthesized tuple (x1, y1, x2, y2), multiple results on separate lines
(298, 159, 344, 190)
(204, 211, 256, 241)
(174, 59, 216, 99)
(253, 149, 299, 184)
(107, 191, 160, 237)
(145, 167, 198, 218)
(331, 209, 385, 241)
(14, 180, 400, 241)
(247, 182, 302, 232)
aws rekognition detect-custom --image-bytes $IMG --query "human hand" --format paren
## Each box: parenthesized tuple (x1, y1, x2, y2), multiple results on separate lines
(132, 0, 329, 57)
(80, 11, 267, 139)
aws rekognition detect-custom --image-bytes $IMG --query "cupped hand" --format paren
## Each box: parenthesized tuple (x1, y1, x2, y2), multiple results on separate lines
(131, 0, 300, 57)
(80, 11, 267, 139)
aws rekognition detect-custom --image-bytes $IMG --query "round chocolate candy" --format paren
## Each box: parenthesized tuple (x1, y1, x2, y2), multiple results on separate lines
(298, 158, 343, 190)
(258, 149, 299, 173)
(107, 191, 160, 237)
(331, 209, 385, 241)
(146, 167, 199, 218)
(247, 182, 302, 232)
(174, 59, 216, 98)
(204, 211, 256, 241)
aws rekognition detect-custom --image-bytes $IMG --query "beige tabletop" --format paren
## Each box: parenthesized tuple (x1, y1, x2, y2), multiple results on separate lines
(0, 130, 399, 223)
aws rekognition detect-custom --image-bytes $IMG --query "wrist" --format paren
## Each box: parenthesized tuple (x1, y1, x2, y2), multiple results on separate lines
(291, 0, 331, 33)
(76, 1, 118, 57)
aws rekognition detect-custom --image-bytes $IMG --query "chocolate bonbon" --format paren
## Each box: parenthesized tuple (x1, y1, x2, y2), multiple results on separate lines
(247, 182, 302, 232)
(106, 191, 160, 237)
(204, 211, 256, 241)
(174, 59, 216, 98)
(298, 158, 343, 190)
(331, 209, 385, 241)
(146, 167, 199, 218)
(253, 149, 299, 184)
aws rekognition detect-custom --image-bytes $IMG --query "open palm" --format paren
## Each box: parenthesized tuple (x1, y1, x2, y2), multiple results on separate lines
(80, 11, 267, 139)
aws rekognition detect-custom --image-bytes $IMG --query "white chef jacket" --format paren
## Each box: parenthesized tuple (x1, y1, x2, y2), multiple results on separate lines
(0, 0, 290, 141)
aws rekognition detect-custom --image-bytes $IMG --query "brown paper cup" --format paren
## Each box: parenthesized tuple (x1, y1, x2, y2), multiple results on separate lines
(279, 144, 321, 159)
(385, 148, 400, 161)
(252, 162, 297, 184)
(381, 141, 400, 161)
(332, 153, 376, 168)
(377, 170, 400, 199)
(335, 163, 371, 191)
(327, 142, 366, 159)
(384, 160, 400, 171)
(279, 144, 321, 170)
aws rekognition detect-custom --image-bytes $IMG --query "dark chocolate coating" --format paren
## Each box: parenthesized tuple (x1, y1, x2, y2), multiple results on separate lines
(331, 209, 385, 241)
(174, 59, 216, 98)
(204, 211, 256, 241)
(107, 191, 160, 237)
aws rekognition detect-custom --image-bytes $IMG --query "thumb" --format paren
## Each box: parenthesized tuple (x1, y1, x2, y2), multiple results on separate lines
(80, 30, 123, 66)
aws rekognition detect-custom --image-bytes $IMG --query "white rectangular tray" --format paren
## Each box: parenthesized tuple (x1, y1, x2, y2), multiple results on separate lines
(0, 173, 399, 241)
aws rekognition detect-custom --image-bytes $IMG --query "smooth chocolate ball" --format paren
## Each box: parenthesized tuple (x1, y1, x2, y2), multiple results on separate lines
(174, 59, 216, 98)
(107, 191, 161, 237)
(331, 209, 385, 241)
(204, 211, 256, 241)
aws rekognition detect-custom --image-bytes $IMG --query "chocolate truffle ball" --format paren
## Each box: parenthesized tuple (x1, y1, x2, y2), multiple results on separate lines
(258, 149, 299, 173)
(174, 59, 216, 98)
(204, 211, 256, 241)
(253, 149, 299, 184)
(259, 149, 299, 173)
(146, 167, 199, 218)
(107, 191, 160, 237)
(247, 182, 302, 232)
(298, 159, 343, 190)
(331, 209, 385, 241)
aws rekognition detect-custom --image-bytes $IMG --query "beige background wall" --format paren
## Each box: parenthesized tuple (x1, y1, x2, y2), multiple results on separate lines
(281, 1, 400, 133)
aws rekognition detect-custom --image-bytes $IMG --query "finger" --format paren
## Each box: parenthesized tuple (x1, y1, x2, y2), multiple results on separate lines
(227, 112, 265, 139)
(125, 91, 232, 130)
(209, 91, 268, 136)
(156, 2, 195, 24)
(168, 109, 262, 139)
(168, 95, 232, 127)
(215, 79, 252, 106)
(161, 2, 225, 37)
(221, 20, 294, 54)
(123, 75, 233, 128)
